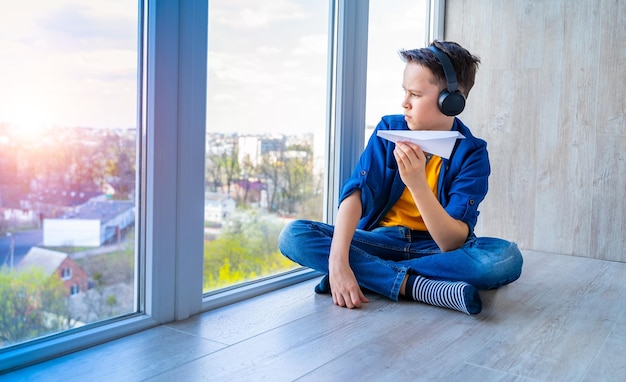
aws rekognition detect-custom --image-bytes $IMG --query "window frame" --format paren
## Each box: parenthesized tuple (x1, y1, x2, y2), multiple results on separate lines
(60, 268, 71, 280)
(0, 0, 442, 372)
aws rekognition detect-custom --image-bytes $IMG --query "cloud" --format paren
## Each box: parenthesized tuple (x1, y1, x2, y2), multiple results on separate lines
(293, 34, 327, 56)
(0, 0, 138, 129)
(1, 0, 427, 133)
(365, 0, 428, 126)
(38, 2, 136, 52)
(211, 0, 306, 28)
(211, 93, 237, 102)
(257, 46, 283, 56)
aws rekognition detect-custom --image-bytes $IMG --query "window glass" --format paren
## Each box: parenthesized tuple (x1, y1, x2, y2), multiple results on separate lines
(365, 0, 427, 140)
(0, 1, 139, 348)
(204, 1, 329, 293)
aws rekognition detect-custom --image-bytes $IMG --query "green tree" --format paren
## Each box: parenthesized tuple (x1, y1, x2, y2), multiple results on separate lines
(299, 170, 324, 221)
(203, 213, 295, 290)
(279, 149, 312, 215)
(0, 266, 71, 346)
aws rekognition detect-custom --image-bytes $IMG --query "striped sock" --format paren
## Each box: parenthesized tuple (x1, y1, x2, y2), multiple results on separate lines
(406, 274, 482, 315)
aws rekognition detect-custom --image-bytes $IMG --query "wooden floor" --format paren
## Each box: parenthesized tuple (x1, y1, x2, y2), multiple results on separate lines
(4, 250, 626, 381)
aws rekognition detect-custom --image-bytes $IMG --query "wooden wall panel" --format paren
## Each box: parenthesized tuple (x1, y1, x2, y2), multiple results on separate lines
(532, 0, 566, 253)
(483, 69, 539, 250)
(533, 0, 600, 256)
(590, 0, 626, 261)
(488, 0, 544, 70)
(444, 0, 493, 64)
(445, 0, 626, 262)
(591, 136, 626, 261)
(596, 0, 625, 135)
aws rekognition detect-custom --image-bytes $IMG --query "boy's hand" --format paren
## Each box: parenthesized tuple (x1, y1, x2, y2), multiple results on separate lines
(329, 260, 369, 309)
(393, 141, 428, 189)
(393, 141, 469, 251)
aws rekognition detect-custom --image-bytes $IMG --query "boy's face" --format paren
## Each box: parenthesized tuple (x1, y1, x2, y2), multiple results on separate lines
(401, 62, 453, 131)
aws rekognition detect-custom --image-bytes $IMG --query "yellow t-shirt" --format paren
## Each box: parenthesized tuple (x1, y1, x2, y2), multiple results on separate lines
(378, 155, 442, 231)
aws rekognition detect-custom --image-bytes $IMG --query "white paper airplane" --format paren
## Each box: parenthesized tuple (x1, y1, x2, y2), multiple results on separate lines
(376, 130, 465, 159)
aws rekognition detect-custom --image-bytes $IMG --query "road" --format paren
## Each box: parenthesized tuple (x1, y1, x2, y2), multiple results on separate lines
(0, 229, 43, 268)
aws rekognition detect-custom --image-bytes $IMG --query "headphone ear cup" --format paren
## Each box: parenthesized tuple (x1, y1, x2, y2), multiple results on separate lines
(438, 90, 466, 116)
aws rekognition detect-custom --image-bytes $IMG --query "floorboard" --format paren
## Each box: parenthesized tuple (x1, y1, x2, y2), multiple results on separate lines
(3, 250, 626, 381)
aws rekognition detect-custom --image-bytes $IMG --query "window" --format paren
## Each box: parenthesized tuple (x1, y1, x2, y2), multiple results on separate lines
(1, 0, 437, 372)
(365, 0, 427, 140)
(0, 0, 139, 351)
(60, 268, 71, 280)
(203, 0, 329, 293)
(70, 284, 80, 296)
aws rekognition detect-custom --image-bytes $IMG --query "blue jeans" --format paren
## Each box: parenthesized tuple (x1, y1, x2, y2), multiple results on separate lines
(278, 220, 523, 301)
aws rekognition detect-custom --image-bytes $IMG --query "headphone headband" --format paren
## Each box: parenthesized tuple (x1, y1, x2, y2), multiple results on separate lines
(428, 45, 465, 116)
(428, 45, 459, 93)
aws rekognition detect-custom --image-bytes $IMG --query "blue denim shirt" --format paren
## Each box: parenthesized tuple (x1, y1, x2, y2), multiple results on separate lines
(340, 114, 490, 234)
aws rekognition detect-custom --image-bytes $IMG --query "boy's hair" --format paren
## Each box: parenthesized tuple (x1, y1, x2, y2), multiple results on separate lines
(399, 40, 481, 98)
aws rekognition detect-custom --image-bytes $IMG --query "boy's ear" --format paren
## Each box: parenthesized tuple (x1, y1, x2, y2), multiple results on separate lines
(428, 46, 466, 116)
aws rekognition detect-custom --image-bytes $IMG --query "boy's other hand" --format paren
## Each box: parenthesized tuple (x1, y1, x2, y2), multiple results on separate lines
(329, 262, 369, 309)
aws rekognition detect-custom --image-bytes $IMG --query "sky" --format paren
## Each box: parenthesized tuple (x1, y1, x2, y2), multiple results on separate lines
(366, 0, 427, 126)
(0, 0, 426, 136)
(0, 0, 137, 131)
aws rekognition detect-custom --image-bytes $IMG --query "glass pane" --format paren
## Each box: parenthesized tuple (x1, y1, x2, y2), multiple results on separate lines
(204, 1, 329, 293)
(366, 0, 427, 140)
(0, 1, 139, 348)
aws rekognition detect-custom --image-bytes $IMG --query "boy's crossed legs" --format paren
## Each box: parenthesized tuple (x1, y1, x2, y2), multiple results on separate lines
(278, 220, 523, 315)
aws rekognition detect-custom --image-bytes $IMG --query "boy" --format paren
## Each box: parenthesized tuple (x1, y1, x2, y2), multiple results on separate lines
(278, 40, 523, 314)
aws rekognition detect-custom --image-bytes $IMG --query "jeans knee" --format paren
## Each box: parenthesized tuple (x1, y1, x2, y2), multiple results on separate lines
(278, 219, 319, 263)
(278, 220, 299, 258)
(278, 220, 333, 273)
(506, 242, 523, 277)
(471, 239, 523, 289)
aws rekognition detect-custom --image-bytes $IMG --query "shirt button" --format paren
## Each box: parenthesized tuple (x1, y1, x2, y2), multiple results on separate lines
(360, 170, 366, 175)
(469, 199, 475, 205)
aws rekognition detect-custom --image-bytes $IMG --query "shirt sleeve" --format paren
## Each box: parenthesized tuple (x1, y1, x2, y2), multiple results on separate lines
(339, 116, 401, 220)
(441, 138, 490, 233)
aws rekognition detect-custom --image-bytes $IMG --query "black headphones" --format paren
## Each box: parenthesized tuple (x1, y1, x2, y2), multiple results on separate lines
(428, 45, 466, 116)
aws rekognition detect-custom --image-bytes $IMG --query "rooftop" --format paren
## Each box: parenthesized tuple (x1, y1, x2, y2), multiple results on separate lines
(15, 247, 67, 276)
(61, 200, 134, 222)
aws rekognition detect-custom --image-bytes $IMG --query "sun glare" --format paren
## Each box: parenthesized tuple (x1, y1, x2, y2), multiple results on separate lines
(5, 104, 52, 140)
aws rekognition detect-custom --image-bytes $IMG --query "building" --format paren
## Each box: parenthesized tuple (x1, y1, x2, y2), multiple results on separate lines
(204, 192, 236, 224)
(237, 134, 286, 167)
(16, 247, 89, 296)
(43, 200, 134, 247)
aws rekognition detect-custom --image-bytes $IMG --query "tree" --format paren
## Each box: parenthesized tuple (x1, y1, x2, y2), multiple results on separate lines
(258, 154, 281, 212)
(205, 154, 225, 192)
(71, 239, 135, 322)
(77, 272, 120, 322)
(279, 150, 312, 215)
(205, 144, 240, 195)
(0, 266, 72, 346)
(100, 130, 136, 199)
(203, 213, 294, 290)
